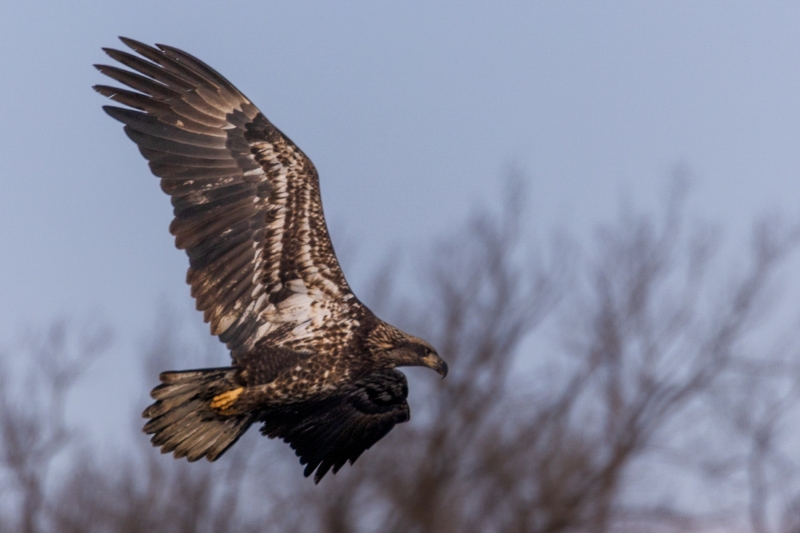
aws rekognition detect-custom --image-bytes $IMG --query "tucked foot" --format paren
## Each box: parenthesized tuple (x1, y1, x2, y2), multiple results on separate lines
(211, 387, 245, 413)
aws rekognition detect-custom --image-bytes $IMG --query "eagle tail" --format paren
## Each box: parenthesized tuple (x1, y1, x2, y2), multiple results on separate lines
(142, 367, 253, 462)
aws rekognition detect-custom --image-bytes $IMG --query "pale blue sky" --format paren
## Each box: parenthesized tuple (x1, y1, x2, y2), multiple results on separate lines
(1, 2, 800, 439)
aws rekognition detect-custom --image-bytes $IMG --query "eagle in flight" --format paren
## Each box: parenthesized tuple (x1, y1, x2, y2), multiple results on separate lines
(94, 38, 447, 482)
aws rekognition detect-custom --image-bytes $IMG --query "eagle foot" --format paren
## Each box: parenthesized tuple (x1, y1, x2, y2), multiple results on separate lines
(210, 387, 244, 413)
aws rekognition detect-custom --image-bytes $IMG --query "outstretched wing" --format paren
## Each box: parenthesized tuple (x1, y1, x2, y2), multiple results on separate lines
(95, 38, 356, 357)
(260, 369, 410, 483)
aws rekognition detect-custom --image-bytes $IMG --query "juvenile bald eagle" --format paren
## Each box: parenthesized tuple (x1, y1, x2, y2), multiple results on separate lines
(94, 38, 447, 482)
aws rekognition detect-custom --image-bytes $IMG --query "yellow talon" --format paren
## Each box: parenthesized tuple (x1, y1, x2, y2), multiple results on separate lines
(210, 387, 244, 412)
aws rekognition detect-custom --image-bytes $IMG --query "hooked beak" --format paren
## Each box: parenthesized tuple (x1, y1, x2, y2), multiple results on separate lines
(423, 353, 448, 379)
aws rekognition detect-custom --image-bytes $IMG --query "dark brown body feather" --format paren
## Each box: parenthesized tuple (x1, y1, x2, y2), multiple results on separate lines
(95, 38, 443, 482)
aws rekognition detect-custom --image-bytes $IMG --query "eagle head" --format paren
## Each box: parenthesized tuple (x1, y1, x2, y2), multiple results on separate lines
(368, 324, 448, 378)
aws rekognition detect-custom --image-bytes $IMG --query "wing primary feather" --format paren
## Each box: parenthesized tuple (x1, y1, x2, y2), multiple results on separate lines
(216, 271, 258, 311)
(170, 201, 254, 239)
(186, 227, 250, 269)
(217, 315, 259, 346)
(123, 127, 232, 159)
(173, 191, 253, 222)
(173, 207, 254, 249)
(156, 44, 243, 98)
(171, 183, 254, 212)
(138, 148, 235, 168)
(119, 37, 211, 88)
(180, 90, 230, 119)
(193, 86, 235, 114)
(193, 261, 253, 312)
(94, 64, 179, 100)
(204, 278, 253, 331)
(104, 107, 227, 149)
(102, 47, 196, 91)
(94, 85, 171, 116)
(156, 164, 242, 181)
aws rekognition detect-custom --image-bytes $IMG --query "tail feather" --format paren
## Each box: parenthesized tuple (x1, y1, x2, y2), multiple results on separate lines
(143, 367, 253, 462)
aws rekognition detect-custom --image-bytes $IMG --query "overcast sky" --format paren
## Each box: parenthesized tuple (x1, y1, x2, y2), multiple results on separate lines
(2, 2, 800, 439)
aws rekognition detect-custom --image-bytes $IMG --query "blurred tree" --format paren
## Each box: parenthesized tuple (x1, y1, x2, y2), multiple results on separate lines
(0, 181, 798, 532)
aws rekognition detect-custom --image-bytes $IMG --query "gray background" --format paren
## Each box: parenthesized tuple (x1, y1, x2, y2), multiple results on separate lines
(1, 1, 799, 443)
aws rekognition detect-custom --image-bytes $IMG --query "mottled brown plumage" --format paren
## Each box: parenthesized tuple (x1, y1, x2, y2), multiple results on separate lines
(95, 38, 447, 482)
